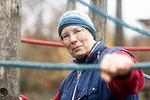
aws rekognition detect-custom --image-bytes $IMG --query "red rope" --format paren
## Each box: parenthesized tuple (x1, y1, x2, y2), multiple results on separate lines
(21, 38, 150, 51)
(108, 47, 150, 51)
(21, 38, 64, 47)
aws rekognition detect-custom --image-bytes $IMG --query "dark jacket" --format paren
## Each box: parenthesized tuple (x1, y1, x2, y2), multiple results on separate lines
(59, 42, 140, 100)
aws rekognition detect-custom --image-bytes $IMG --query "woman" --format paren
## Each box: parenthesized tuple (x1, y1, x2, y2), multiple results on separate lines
(54, 10, 144, 100)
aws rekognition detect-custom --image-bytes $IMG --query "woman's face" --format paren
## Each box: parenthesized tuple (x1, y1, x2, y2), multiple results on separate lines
(61, 25, 96, 59)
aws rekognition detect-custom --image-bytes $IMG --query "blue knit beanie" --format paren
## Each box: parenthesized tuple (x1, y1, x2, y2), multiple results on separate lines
(58, 10, 96, 40)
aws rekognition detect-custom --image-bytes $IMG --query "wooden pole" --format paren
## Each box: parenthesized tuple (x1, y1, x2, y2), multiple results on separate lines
(115, 0, 124, 46)
(0, 0, 21, 100)
(67, 0, 76, 10)
(89, 0, 107, 42)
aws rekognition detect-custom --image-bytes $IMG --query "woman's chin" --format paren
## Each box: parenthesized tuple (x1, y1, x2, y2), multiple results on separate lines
(73, 53, 86, 59)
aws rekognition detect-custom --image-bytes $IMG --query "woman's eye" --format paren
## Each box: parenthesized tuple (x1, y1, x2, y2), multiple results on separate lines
(75, 30, 82, 34)
(77, 30, 81, 32)
(63, 34, 69, 38)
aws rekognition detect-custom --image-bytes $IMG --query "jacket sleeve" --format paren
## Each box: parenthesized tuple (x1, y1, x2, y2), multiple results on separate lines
(19, 95, 30, 100)
(50, 92, 60, 100)
(108, 50, 145, 98)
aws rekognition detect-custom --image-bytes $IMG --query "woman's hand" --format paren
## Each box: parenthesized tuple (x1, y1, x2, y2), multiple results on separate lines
(100, 54, 134, 82)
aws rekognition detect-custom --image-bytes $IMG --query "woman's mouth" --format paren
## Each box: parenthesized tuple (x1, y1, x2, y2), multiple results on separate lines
(72, 46, 82, 51)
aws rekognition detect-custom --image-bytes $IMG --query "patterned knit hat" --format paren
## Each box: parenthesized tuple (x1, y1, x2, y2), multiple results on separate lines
(58, 10, 96, 40)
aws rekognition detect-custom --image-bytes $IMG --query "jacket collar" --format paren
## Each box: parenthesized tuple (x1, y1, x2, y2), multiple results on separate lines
(74, 41, 107, 64)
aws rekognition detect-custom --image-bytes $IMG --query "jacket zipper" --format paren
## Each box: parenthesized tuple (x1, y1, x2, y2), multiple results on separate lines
(72, 70, 82, 100)
(97, 51, 100, 60)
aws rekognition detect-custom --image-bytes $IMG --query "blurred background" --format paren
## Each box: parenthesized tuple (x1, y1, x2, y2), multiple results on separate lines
(20, 0, 150, 100)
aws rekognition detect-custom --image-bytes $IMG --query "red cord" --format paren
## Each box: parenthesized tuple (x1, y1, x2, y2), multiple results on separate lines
(108, 47, 150, 51)
(21, 38, 150, 51)
(21, 38, 64, 47)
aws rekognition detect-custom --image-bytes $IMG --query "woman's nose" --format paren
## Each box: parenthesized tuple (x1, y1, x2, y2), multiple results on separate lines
(70, 34, 77, 43)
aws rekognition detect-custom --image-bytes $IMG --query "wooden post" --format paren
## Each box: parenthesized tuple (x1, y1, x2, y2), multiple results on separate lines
(89, 0, 107, 42)
(0, 0, 21, 100)
(67, 0, 76, 10)
(115, 0, 124, 46)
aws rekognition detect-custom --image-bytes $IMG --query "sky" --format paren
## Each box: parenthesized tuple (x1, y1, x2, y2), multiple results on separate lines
(22, 0, 150, 38)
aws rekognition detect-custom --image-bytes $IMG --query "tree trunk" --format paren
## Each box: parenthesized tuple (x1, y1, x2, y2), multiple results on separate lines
(0, 0, 21, 100)
(67, 0, 76, 10)
(89, 0, 107, 42)
(115, 0, 124, 46)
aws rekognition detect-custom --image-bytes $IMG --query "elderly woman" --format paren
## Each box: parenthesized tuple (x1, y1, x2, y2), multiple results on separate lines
(54, 10, 144, 100)
(20, 10, 144, 100)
